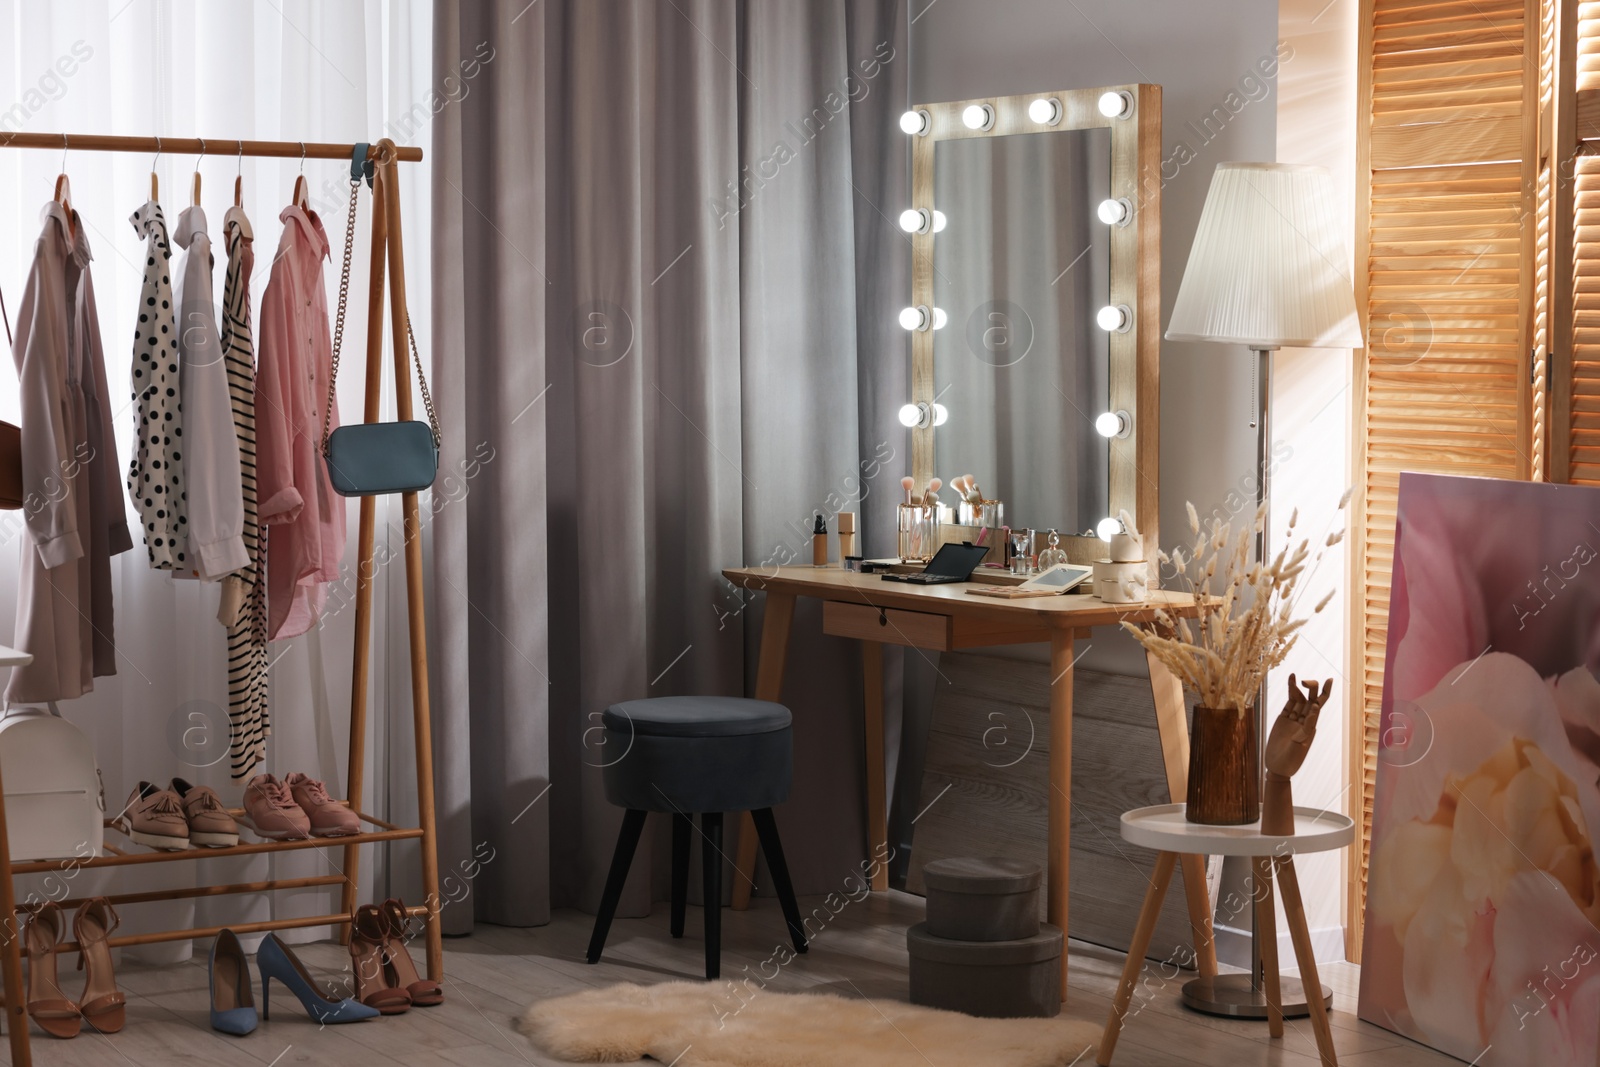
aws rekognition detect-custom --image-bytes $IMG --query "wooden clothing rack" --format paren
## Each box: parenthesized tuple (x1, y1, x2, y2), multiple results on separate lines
(0, 133, 438, 1067)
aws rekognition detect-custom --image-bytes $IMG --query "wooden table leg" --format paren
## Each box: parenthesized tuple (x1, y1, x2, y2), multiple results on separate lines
(1253, 856, 1284, 1038)
(0, 753, 32, 1063)
(733, 591, 796, 911)
(1276, 857, 1337, 1066)
(1146, 650, 1217, 977)
(861, 640, 888, 892)
(1097, 851, 1176, 1066)
(1048, 628, 1074, 1000)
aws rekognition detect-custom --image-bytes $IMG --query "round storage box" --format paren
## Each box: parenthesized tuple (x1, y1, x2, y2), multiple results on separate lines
(906, 921, 1062, 1018)
(922, 857, 1041, 942)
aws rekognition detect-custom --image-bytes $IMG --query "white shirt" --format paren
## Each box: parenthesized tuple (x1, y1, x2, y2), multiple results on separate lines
(172, 205, 247, 579)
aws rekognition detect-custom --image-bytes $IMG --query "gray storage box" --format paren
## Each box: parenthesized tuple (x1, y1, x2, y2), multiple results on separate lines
(922, 857, 1041, 942)
(906, 921, 1062, 1018)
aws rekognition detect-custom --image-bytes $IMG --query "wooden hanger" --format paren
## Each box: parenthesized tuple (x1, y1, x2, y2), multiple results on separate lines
(191, 139, 204, 206)
(53, 135, 73, 237)
(234, 140, 243, 207)
(149, 138, 160, 201)
(292, 141, 309, 210)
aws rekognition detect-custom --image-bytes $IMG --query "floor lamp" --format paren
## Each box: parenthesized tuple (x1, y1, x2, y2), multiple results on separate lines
(1164, 162, 1364, 1019)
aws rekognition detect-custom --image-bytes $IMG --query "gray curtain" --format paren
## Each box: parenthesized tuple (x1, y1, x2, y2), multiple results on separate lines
(431, 0, 908, 931)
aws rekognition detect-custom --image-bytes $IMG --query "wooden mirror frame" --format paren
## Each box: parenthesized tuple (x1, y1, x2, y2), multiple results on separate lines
(909, 84, 1161, 560)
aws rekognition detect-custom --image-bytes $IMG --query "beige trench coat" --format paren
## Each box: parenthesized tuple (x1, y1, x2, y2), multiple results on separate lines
(6, 202, 132, 705)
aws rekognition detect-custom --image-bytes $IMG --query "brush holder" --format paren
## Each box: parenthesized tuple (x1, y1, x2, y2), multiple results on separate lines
(898, 504, 940, 563)
(957, 500, 1003, 529)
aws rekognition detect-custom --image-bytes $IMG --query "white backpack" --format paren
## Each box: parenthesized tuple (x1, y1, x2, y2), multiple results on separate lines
(0, 705, 104, 861)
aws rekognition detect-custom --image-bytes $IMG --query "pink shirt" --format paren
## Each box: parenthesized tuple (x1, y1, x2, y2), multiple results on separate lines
(255, 206, 345, 640)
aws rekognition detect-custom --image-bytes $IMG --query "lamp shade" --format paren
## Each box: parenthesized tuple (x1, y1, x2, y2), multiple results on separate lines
(1166, 162, 1363, 349)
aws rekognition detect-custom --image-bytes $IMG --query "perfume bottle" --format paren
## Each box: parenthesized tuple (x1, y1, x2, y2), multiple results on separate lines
(1036, 529, 1069, 570)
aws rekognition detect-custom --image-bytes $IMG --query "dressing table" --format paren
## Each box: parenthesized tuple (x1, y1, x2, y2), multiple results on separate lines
(725, 83, 1210, 997)
(723, 566, 1219, 993)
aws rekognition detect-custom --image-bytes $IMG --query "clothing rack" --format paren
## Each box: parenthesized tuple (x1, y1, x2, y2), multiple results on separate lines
(0, 133, 437, 1067)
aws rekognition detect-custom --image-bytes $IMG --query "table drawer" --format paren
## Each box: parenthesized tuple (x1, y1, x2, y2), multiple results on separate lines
(823, 601, 951, 650)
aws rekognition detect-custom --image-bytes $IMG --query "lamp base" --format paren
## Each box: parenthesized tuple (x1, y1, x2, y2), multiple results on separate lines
(1180, 973, 1332, 1019)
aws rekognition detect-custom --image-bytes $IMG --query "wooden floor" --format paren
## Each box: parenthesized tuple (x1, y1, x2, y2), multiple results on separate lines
(10, 891, 1459, 1066)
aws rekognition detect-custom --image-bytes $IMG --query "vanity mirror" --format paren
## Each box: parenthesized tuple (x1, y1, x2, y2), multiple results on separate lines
(902, 87, 1160, 562)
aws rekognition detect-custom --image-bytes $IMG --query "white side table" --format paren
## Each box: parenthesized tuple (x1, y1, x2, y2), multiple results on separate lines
(1097, 803, 1354, 1067)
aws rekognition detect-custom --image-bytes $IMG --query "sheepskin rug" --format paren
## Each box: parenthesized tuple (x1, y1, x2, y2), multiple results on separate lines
(516, 981, 1101, 1066)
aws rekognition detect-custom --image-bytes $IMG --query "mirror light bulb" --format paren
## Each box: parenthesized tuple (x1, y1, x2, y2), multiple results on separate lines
(1028, 98, 1061, 125)
(1098, 91, 1132, 119)
(933, 403, 949, 426)
(900, 109, 930, 135)
(932, 210, 947, 232)
(932, 308, 948, 330)
(899, 208, 930, 234)
(1096, 516, 1124, 541)
(898, 403, 923, 428)
(1097, 198, 1131, 226)
(899, 306, 930, 331)
(1096, 304, 1131, 333)
(1095, 411, 1127, 438)
(961, 104, 993, 130)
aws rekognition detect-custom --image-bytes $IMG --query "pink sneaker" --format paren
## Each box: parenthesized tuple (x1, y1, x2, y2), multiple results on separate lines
(285, 772, 361, 837)
(241, 774, 311, 840)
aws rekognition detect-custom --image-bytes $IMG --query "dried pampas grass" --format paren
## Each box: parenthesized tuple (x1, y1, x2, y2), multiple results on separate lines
(1123, 494, 1348, 715)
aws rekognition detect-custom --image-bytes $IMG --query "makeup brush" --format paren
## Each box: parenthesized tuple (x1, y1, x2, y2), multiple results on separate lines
(922, 477, 943, 508)
(964, 476, 984, 505)
(902, 476, 915, 506)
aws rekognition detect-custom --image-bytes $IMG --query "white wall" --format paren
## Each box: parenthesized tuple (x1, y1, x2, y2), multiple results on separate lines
(1273, 0, 1359, 960)
(911, 0, 1358, 963)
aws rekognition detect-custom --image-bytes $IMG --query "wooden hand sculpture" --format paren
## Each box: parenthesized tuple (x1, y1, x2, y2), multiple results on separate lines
(1260, 674, 1333, 835)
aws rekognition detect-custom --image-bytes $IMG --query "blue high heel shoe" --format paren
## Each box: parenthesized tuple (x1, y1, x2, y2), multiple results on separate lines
(257, 933, 380, 1024)
(210, 929, 258, 1035)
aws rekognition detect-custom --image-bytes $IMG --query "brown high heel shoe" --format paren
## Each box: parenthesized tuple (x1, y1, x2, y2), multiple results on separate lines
(23, 903, 81, 1038)
(72, 899, 125, 1034)
(379, 898, 442, 1006)
(350, 906, 411, 1015)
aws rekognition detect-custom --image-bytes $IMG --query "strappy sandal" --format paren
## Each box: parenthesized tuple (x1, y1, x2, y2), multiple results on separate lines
(379, 898, 442, 1006)
(350, 905, 410, 1014)
(23, 903, 81, 1038)
(73, 898, 126, 1034)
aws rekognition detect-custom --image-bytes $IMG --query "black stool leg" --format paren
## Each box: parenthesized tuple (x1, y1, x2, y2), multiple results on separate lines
(670, 812, 691, 938)
(701, 812, 723, 980)
(586, 809, 648, 964)
(751, 807, 807, 954)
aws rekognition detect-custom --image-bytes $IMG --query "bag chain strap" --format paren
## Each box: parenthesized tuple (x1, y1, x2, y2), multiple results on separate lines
(321, 177, 441, 458)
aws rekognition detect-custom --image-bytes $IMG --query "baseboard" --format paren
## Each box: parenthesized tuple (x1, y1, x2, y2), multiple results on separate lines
(1213, 920, 1346, 967)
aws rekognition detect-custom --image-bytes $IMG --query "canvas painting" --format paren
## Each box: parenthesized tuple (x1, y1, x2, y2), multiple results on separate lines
(1359, 473, 1600, 1064)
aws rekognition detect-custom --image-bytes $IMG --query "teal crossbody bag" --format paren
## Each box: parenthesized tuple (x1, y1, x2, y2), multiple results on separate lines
(320, 144, 440, 498)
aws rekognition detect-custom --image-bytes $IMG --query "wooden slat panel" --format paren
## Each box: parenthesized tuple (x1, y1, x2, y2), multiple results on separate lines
(1369, 114, 1523, 166)
(1352, 0, 1536, 960)
(1569, 156, 1600, 483)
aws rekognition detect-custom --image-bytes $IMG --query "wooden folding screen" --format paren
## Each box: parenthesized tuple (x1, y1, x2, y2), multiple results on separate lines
(1350, 0, 1539, 957)
(1557, 3, 1600, 483)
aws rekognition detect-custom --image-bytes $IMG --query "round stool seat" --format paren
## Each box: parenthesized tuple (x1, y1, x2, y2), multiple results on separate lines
(601, 696, 792, 813)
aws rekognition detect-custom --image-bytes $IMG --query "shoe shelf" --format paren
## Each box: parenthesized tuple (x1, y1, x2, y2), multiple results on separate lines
(8, 811, 429, 953)
(10, 811, 423, 875)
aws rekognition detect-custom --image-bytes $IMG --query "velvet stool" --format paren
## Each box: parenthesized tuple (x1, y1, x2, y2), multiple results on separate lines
(584, 696, 808, 980)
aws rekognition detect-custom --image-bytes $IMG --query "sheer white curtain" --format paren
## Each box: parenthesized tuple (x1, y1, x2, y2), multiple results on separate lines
(0, 0, 432, 955)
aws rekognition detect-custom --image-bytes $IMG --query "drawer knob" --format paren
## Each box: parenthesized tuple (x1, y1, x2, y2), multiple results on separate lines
(878, 609, 888, 627)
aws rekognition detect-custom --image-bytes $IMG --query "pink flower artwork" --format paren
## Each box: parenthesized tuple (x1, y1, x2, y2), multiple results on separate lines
(1360, 473, 1600, 1066)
